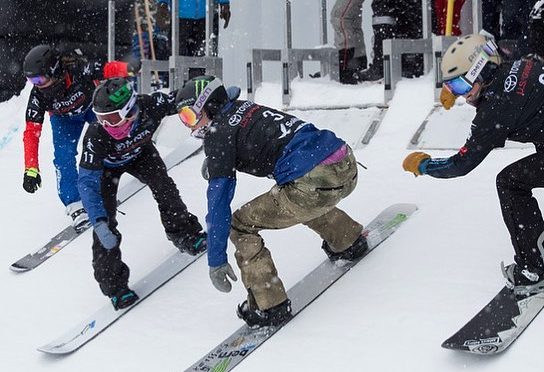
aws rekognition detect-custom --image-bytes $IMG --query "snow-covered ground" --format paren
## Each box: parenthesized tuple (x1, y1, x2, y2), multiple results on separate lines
(1, 73, 541, 372)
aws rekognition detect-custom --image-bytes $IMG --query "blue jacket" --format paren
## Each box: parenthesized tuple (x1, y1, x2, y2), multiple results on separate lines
(157, 0, 230, 20)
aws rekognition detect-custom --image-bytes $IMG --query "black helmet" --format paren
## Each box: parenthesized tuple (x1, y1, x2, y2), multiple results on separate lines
(175, 75, 229, 119)
(23, 45, 63, 79)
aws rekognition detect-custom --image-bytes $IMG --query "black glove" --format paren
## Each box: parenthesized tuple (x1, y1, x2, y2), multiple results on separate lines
(220, 4, 231, 29)
(23, 168, 41, 193)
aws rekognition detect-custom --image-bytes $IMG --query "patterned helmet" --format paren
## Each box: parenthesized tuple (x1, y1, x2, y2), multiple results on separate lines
(175, 75, 229, 119)
(441, 34, 502, 81)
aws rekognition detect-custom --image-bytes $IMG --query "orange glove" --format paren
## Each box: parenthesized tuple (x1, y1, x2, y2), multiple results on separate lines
(440, 85, 456, 110)
(403, 152, 431, 176)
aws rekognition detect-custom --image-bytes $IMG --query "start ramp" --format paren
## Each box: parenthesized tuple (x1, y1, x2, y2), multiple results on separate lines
(253, 79, 389, 149)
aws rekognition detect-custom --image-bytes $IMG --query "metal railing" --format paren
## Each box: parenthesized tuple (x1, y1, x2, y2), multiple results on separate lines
(246, 0, 339, 107)
(103, 0, 486, 100)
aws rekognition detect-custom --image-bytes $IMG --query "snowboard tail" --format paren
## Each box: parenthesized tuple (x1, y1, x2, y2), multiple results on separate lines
(38, 250, 205, 354)
(185, 203, 417, 371)
(442, 286, 544, 354)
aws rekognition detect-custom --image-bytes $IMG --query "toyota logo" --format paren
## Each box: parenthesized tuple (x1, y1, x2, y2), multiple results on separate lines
(229, 114, 242, 126)
(504, 75, 518, 92)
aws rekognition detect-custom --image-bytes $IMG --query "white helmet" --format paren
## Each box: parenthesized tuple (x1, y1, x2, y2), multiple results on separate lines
(441, 34, 502, 81)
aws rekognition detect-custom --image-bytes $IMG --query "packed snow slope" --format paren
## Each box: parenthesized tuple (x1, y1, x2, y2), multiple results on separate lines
(1, 74, 542, 372)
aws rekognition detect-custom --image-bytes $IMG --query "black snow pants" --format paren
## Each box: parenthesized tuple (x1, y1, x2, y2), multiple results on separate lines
(496, 150, 544, 271)
(92, 145, 202, 297)
(370, 0, 423, 75)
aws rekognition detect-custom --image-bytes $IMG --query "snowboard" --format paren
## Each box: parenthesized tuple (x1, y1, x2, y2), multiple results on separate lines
(185, 203, 417, 372)
(10, 138, 202, 272)
(38, 249, 205, 354)
(442, 286, 544, 354)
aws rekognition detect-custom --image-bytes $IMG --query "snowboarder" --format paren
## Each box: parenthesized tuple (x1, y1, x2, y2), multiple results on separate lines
(402, 34, 544, 296)
(78, 78, 206, 310)
(22, 44, 138, 231)
(175, 75, 367, 328)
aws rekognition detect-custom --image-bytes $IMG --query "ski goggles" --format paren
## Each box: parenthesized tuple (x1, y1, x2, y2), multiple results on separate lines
(94, 89, 138, 127)
(178, 105, 202, 128)
(27, 75, 52, 87)
(443, 76, 473, 96)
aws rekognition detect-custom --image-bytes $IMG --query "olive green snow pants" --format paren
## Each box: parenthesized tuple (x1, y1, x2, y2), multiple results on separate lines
(230, 147, 363, 310)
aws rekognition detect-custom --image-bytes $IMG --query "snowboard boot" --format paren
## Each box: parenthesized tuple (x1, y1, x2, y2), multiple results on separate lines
(353, 62, 384, 82)
(501, 262, 544, 296)
(110, 288, 139, 311)
(167, 231, 207, 256)
(66, 201, 90, 233)
(338, 48, 368, 85)
(237, 296, 292, 328)
(322, 234, 369, 262)
(353, 24, 394, 83)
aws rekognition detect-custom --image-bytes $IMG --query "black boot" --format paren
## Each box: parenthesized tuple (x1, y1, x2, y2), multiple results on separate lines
(167, 231, 207, 255)
(338, 48, 368, 84)
(110, 288, 139, 311)
(322, 234, 369, 261)
(354, 62, 384, 82)
(354, 24, 394, 82)
(502, 262, 544, 296)
(237, 297, 292, 328)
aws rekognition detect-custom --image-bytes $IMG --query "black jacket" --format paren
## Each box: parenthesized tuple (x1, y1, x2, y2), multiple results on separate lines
(79, 91, 177, 170)
(425, 56, 544, 178)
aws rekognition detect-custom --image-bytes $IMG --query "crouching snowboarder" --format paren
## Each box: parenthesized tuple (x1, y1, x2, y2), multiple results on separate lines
(175, 75, 367, 327)
(403, 34, 544, 296)
(78, 77, 206, 310)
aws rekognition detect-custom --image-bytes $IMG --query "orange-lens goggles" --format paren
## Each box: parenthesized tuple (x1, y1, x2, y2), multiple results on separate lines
(178, 106, 202, 128)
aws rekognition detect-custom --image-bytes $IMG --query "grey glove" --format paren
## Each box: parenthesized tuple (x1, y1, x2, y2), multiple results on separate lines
(209, 263, 238, 292)
(94, 220, 118, 250)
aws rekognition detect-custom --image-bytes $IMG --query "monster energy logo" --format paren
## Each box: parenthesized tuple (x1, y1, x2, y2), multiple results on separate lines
(109, 84, 131, 104)
(195, 79, 209, 97)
